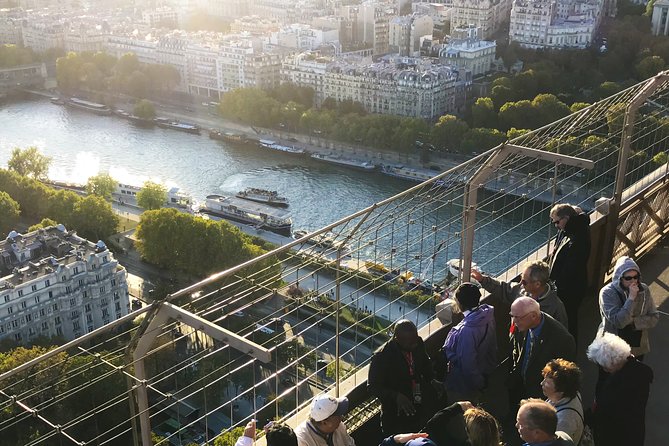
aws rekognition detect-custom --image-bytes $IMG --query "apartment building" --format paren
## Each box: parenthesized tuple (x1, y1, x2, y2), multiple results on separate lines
(509, 0, 602, 49)
(105, 34, 158, 64)
(439, 25, 495, 77)
(21, 21, 66, 52)
(0, 9, 24, 45)
(450, 0, 512, 39)
(651, 0, 669, 36)
(271, 23, 339, 51)
(389, 13, 433, 56)
(230, 15, 281, 35)
(0, 226, 129, 345)
(64, 24, 108, 53)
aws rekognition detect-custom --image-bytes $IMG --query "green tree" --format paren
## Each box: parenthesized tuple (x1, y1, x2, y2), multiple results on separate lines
(86, 173, 117, 200)
(507, 128, 531, 140)
(491, 84, 514, 110)
(28, 218, 58, 232)
(126, 70, 149, 97)
(0, 191, 20, 237)
(531, 94, 571, 128)
(570, 102, 591, 113)
(137, 181, 167, 210)
(635, 55, 665, 80)
(70, 195, 119, 241)
(7, 146, 51, 180)
(55, 52, 82, 92)
(652, 151, 668, 165)
(430, 114, 469, 152)
(116, 53, 140, 77)
(460, 128, 506, 154)
(134, 99, 156, 120)
(213, 427, 245, 446)
(471, 97, 497, 128)
(498, 100, 534, 131)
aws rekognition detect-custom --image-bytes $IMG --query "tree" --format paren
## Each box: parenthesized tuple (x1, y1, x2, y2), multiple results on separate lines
(652, 151, 668, 165)
(137, 181, 167, 210)
(86, 173, 117, 200)
(116, 53, 140, 77)
(70, 195, 119, 241)
(460, 128, 506, 154)
(635, 55, 665, 80)
(7, 146, 51, 180)
(570, 102, 591, 113)
(498, 100, 534, 131)
(28, 218, 58, 232)
(213, 427, 245, 446)
(531, 94, 571, 128)
(430, 114, 469, 152)
(471, 97, 497, 128)
(0, 191, 20, 237)
(126, 70, 149, 98)
(134, 99, 156, 120)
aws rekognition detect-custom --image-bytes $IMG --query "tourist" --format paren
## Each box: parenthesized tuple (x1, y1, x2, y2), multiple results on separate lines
(472, 260, 568, 328)
(507, 297, 575, 403)
(541, 359, 584, 444)
(423, 401, 503, 446)
(368, 320, 439, 436)
(235, 419, 297, 446)
(598, 256, 658, 360)
(586, 333, 653, 446)
(294, 394, 355, 446)
(516, 399, 574, 445)
(548, 204, 591, 341)
(442, 283, 497, 404)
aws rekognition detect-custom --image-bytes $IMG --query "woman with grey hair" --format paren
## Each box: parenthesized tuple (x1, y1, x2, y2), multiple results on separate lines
(587, 333, 653, 446)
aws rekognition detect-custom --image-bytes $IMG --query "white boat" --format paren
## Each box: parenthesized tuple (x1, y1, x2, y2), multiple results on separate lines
(200, 195, 292, 236)
(258, 139, 305, 155)
(236, 188, 289, 207)
(381, 164, 457, 188)
(154, 117, 200, 134)
(66, 98, 112, 115)
(311, 153, 377, 171)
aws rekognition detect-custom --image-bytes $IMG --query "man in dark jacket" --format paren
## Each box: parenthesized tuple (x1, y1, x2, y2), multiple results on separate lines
(508, 297, 576, 404)
(549, 204, 591, 341)
(516, 399, 575, 445)
(443, 283, 497, 404)
(368, 320, 438, 436)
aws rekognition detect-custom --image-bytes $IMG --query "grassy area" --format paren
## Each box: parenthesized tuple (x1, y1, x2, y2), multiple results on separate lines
(116, 215, 139, 232)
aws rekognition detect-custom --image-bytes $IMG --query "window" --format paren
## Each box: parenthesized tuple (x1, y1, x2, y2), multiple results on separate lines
(115, 302, 121, 311)
(3, 295, 8, 303)
(66, 286, 72, 294)
(70, 298, 76, 307)
(11, 320, 19, 329)
(42, 322, 48, 331)
(48, 291, 53, 298)
(29, 328, 36, 336)
(86, 314, 93, 323)
(101, 298, 108, 306)
(79, 279, 84, 286)
(26, 314, 32, 322)
(95, 274, 100, 281)
(83, 291, 88, 298)
(7, 306, 13, 315)
(55, 316, 61, 325)
(85, 304, 91, 312)
(102, 308, 109, 318)
(100, 286, 105, 294)
(73, 321, 80, 331)
(73, 267, 79, 274)
(88, 325, 94, 333)
(111, 279, 116, 287)
(62, 275, 67, 281)
(20, 301, 27, 309)
(31, 285, 37, 292)
(116, 312, 122, 319)
(44, 279, 50, 287)
(71, 311, 78, 319)
(34, 295, 40, 304)
(52, 303, 58, 311)
(40, 309, 45, 317)
(14, 333, 21, 342)
(18, 290, 23, 297)
(56, 327, 63, 336)
(103, 256, 108, 263)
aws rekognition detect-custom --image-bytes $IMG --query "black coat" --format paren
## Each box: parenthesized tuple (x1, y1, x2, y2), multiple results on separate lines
(593, 357, 653, 446)
(549, 212, 591, 301)
(509, 313, 576, 399)
(423, 403, 469, 446)
(368, 338, 437, 435)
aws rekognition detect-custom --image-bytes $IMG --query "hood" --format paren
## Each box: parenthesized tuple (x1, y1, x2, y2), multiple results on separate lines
(564, 212, 589, 236)
(612, 256, 640, 286)
(462, 303, 495, 327)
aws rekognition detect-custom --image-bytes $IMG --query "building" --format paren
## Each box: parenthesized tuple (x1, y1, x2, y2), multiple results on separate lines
(271, 23, 339, 51)
(450, 0, 512, 39)
(509, 0, 602, 49)
(105, 34, 158, 64)
(0, 62, 47, 95)
(0, 226, 130, 345)
(651, 0, 669, 36)
(230, 15, 281, 35)
(142, 7, 179, 29)
(64, 24, 108, 53)
(439, 25, 495, 77)
(21, 21, 66, 53)
(0, 9, 24, 45)
(389, 13, 434, 56)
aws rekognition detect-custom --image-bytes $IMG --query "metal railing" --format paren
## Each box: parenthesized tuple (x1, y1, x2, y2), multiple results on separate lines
(1, 72, 668, 446)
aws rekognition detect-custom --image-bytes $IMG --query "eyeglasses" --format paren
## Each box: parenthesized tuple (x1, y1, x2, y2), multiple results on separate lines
(622, 275, 639, 281)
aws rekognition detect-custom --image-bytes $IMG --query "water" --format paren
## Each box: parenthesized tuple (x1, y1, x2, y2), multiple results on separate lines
(0, 98, 550, 275)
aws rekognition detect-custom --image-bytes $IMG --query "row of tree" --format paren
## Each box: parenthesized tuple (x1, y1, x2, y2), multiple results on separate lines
(56, 51, 180, 99)
(0, 168, 118, 241)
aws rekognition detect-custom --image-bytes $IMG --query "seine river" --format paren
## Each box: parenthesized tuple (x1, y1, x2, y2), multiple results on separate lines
(0, 98, 548, 275)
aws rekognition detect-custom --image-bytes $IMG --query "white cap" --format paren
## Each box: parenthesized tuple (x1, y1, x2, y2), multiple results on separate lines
(310, 394, 349, 422)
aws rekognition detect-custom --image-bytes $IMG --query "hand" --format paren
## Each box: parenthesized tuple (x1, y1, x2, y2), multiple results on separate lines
(628, 282, 639, 300)
(393, 433, 428, 443)
(243, 419, 256, 439)
(396, 393, 416, 416)
(457, 401, 474, 412)
(471, 270, 483, 282)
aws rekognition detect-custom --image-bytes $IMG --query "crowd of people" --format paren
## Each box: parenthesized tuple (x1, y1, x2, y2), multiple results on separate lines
(234, 203, 659, 446)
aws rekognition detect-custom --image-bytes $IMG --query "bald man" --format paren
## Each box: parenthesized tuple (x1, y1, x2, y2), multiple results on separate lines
(516, 399, 575, 445)
(508, 297, 575, 405)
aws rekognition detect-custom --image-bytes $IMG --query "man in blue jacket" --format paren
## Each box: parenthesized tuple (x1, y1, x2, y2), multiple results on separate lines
(443, 283, 497, 404)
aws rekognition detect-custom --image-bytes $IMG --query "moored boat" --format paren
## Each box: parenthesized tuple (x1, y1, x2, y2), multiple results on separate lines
(65, 98, 112, 115)
(200, 194, 292, 236)
(236, 188, 288, 207)
(209, 130, 247, 143)
(258, 139, 305, 155)
(311, 153, 377, 171)
(155, 117, 200, 134)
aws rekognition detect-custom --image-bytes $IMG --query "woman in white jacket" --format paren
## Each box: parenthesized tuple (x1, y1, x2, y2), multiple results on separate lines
(598, 256, 659, 359)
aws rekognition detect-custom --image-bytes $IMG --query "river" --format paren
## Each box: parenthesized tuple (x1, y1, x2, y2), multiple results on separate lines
(0, 97, 549, 275)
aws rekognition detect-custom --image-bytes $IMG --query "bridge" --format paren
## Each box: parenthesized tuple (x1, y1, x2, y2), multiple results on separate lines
(1, 72, 669, 446)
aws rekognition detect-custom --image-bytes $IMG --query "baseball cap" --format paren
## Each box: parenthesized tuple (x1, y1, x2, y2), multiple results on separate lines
(405, 438, 437, 446)
(310, 394, 349, 422)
